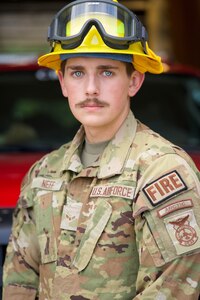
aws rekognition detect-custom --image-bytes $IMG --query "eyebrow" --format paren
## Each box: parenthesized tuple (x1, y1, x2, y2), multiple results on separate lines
(66, 65, 119, 70)
(98, 65, 119, 70)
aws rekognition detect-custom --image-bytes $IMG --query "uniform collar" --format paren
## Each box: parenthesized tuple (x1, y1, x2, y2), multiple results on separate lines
(63, 111, 137, 177)
(98, 111, 137, 178)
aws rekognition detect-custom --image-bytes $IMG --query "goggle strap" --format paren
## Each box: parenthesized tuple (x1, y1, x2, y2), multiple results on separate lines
(142, 26, 148, 41)
(141, 40, 147, 54)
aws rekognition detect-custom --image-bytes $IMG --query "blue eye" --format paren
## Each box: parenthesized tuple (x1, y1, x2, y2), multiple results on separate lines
(104, 71, 112, 77)
(74, 71, 82, 77)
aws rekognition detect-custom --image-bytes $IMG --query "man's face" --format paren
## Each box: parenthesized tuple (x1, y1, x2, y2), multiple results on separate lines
(58, 57, 144, 141)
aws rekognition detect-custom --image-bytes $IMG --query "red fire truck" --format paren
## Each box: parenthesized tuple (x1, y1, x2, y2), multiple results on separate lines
(0, 55, 200, 295)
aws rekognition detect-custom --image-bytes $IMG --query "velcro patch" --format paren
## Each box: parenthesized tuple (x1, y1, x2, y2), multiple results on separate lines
(60, 198, 82, 231)
(143, 171, 187, 207)
(157, 199, 193, 218)
(90, 184, 135, 200)
(31, 177, 63, 191)
(164, 209, 200, 255)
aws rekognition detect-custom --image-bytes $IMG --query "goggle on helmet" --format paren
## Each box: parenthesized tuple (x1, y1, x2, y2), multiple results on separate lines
(38, 0, 163, 74)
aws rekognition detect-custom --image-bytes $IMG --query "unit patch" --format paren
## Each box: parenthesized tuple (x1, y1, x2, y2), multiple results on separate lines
(164, 209, 200, 255)
(143, 171, 187, 206)
(90, 184, 135, 199)
(157, 199, 193, 218)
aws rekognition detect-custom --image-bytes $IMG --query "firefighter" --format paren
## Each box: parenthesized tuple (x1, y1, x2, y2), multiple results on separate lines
(3, 0, 200, 299)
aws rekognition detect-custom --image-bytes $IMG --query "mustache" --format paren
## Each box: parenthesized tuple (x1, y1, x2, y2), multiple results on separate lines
(75, 98, 109, 108)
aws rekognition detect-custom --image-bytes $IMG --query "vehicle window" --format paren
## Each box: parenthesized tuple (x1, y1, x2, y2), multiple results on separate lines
(132, 74, 200, 151)
(0, 68, 80, 151)
(0, 69, 200, 152)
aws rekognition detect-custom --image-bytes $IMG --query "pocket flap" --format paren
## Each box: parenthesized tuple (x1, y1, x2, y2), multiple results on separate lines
(38, 233, 57, 263)
(3, 285, 37, 300)
(72, 200, 112, 271)
(36, 192, 57, 263)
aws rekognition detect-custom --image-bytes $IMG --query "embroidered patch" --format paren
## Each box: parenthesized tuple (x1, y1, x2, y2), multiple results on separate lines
(157, 199, 193, 218)
(60, 198, 82, 231)
(143, 171, 187, 206)
(32, 177, 63, 191)
(164, 209, 200, 255)
(90, 184, 135, 199)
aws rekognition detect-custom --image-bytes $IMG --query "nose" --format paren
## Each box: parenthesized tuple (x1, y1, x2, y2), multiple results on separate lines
(85, 75, 99, 96)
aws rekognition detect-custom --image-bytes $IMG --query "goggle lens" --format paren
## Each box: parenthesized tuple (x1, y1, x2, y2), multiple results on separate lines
(66, 13, 125, 37)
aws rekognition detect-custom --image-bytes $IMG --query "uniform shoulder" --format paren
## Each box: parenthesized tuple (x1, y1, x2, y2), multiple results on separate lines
(132, 119, 199, 176)
(21, 141, 71, 191)
(36, 141, 71, 175)
(135, 119, 190, 158)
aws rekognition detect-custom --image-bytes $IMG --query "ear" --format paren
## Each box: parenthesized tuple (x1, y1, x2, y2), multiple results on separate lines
(128, 70, 145, 97)
(57, 70, 68, 97)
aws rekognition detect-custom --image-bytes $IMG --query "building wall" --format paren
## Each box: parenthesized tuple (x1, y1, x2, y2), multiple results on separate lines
(168, 0, 200, 69)
(0, 0, 200, 68)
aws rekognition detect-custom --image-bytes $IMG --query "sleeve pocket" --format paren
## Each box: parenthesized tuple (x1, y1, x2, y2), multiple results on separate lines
(143, 211, 179, 267)
(143, 208, 200, 267)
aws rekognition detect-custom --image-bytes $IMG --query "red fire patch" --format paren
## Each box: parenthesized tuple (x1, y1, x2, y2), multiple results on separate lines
(143, 171, 187, 206)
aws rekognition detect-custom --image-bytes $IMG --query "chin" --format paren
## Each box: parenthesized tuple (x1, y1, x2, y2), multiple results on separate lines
(79, 115, 108, 127)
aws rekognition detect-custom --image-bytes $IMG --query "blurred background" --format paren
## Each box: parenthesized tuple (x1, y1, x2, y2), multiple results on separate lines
(0, 0, 200, 68)
(1, 3, 200, 298)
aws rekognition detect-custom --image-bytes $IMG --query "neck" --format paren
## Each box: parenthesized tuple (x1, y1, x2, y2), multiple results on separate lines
(84, 127, 112, 143)
(84, 110, 129, 143)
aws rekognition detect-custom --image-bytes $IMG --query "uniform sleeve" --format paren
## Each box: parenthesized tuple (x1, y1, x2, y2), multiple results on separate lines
(3, 168, 40, 300)
(133, 153, 200, 299)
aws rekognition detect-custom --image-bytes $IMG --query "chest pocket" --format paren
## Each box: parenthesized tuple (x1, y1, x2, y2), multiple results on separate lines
(32, 176, 66, 263)
(35, 192, 58, 264)
(72, 200, 112, 271)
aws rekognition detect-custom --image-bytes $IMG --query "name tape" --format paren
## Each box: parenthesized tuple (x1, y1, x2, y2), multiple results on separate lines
(31, 177, 63, 191)
(90, 184, 135, 200)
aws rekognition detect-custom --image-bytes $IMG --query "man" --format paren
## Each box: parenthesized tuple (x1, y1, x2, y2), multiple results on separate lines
(3, 0, 200, 299)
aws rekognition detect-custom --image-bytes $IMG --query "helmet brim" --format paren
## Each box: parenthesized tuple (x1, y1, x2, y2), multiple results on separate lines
(38, 40, 163, 74)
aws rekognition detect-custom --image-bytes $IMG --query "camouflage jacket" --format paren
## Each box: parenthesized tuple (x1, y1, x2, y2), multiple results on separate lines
(3, 111, 200, 299)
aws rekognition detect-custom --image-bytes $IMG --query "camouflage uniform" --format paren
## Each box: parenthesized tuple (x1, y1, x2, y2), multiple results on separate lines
(3, 111, 200, 299)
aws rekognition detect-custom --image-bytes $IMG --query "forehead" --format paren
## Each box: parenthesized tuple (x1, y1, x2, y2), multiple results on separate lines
(65, 56, 126, 69)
